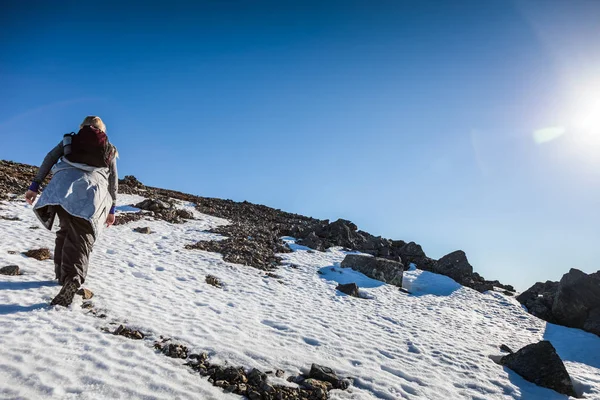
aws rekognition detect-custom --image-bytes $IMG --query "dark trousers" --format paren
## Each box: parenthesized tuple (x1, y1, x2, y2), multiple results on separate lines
(53, 206, 96, 285)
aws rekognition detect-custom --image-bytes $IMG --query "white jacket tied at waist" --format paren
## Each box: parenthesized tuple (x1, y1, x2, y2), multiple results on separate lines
(34, 157, 113, 236)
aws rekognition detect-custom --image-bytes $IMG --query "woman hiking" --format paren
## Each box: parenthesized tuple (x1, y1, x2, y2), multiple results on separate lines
(25, 116, 118, 307)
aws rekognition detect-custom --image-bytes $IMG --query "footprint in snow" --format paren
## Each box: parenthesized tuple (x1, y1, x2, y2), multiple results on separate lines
(303, 337, 321, 346)
(132, 272, 153, 281)
(407, 341, 421, 354)
(261, 320, 289, 331)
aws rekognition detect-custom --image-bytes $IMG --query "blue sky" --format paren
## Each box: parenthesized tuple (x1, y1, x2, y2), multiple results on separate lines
(1, 0, 599, 290)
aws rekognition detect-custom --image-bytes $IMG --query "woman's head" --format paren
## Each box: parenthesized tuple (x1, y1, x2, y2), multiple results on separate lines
(80, 116, 106, 133)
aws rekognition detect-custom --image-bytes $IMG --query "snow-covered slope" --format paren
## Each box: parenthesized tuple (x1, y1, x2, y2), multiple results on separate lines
(1, 194, 599, 400)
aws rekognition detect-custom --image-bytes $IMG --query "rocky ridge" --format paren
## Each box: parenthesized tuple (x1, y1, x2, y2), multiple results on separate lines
(1, 160, 513, 292)
(118, 174, 513, 293)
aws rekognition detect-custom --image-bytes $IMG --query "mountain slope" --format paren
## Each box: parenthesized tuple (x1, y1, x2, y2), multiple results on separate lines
(0, 179, 599, 399)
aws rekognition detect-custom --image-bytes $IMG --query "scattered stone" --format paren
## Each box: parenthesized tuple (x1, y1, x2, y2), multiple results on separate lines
(113, 212, 147, 226)
(76, 288, 94, 299)
(133, 198, 193, 224)
(302, 378, 332, 391)
(205, 275, 222, 288)
(163, 343, 188, 358)
(7, 250, 16, 255)
(0, 215, 20, 221)
(266, 272, 282, 279)
(309, 364, 345, 389)
(133, 226, 152, 234)
(154, 338, 189, 359)
(113, 325, 144, 340)
(499, 341, 576, 397)
(184, 355, 347, 399)
(135, 198, 172, 212)
(503, 290, 514, 296)
(336, 283, 360, 298)
(81, 301, 94, 309)
(119, 175, 145, 190)
(22, 248, 51, 261)
(340, 255, 405, 286)
(29, 226, 39, 229)
(0, 265, 20, 275)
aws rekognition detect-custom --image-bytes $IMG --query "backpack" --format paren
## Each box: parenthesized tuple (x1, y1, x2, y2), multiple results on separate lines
(62, 127, 117, 168)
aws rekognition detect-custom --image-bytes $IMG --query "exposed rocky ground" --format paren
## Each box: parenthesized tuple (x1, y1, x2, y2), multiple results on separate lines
(518, 268, 600, 336)
(84, 301, 351, 399)
(118, 174, 515, 293)
(1, 160, 515, 292)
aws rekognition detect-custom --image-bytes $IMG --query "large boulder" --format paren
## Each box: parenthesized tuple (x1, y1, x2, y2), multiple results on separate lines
(552, 268, 600, 330)
(393, 241, 434, 270)
(500, 341, 576, 397)
(340, 254, 405, 287)
(435, 250, 473, 282)
(516, 280, 560, 323)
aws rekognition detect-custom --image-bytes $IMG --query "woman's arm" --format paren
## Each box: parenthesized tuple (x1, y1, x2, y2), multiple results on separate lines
(29, 141, 63, 192)
(25, 142, 63, 205)
(108, 157, 118, 215)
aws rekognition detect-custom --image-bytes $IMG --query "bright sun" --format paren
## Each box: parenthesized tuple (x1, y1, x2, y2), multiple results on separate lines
(570, 89, 600, 149)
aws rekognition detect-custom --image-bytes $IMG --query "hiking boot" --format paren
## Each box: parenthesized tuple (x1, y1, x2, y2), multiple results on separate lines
(76, 288, 94, 300)
(51, 280, 79, 307)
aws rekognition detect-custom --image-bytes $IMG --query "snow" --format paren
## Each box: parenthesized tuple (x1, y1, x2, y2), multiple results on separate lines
(1, 194, 599, 400)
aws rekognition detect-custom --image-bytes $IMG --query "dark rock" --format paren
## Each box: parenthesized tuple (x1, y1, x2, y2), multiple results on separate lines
(113, 325, 145, 340)
(500, 341, 576, 397)
(113, 211, 147, 226)
(396, 241, 435, 270)
(160, 343, 189, 359)
(23, 248, 51, 261)
(340, 255, 404, 286)
(133, 226, 152, 234)
(552, 268, 600, 330)
(338, 379, 351, 390)
(301, 378, 332, 391)
(205, 275, 222, 288)
(0, 215, 20, 221)
(584, 308, 600, 336)
(435, 250, 473, 282)
(336, 283, 360, 298)
(517, 280, 560, 323)
(247, 368, 267, 385)
(0, 265, 20, 275)
(309, 364, 340, 387)
(135, 199, 172, 212)
(119, 175, 145, 190)
(518, 269, 600, 337)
